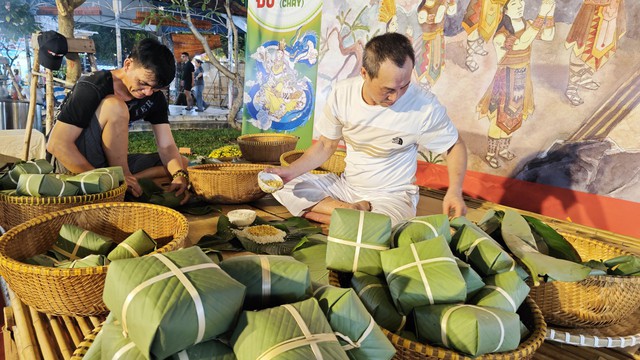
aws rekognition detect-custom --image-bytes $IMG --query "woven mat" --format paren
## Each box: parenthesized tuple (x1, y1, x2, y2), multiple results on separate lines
(546, 307, 640, 348)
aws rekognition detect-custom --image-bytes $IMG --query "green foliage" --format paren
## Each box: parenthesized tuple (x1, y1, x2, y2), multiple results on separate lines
(128, 128, 241, 157)
(76, 24, 155, 66)
(0, 0, 39, 41)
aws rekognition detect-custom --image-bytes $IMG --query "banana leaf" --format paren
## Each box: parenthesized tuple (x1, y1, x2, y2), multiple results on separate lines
(604, 255, 640, 276)
(523, 215, 581, 262)
(477, 209, 503, 236)
(88, 166, 125, 183)
(67, 171, 117, 194)
(0, 188, 18, 195)
(470, 271, 530, 313)
(8, 159, 54, 185)
(292, 235, 330, 285)
(326, 209, 391, 276)
(391, 214, 450, 248)
(313, 285, 396, 360)
(454, 258, 485, 300)
(57, 254, 109, 268)
(169, 340, 236, 360)
(103, 246, 246, 360)
(414, 304, 521, 357)
(381, 236, 466, 314)
(451, 224, 517, 276)
(350, 272, 406, 333)
(107, 229, 157, 261)
(16, 174, 79, 197)
(231, 298, 349, 359)
(100, 316, 147, 360)
(51, 224, 114, 261)
(220, 254, 312, 310)
(501, 209, 591, 286)
(22, 253, 61, 267)
(0, 171, 15, 190)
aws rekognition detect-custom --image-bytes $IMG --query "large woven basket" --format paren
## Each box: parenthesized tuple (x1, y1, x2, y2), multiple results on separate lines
(529, 232, 640, 328)
(0, 202, 188, 316)
(280, 150, 346, 175)
(189, 163, 267, 204)
(0, 183, 127, 231)
(329, 271, 546, 360)
(237, 133, 299, 163)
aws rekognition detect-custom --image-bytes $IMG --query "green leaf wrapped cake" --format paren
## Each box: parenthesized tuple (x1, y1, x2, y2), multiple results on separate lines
(16, 174, 79, 197)
(8, 159, 54, 185)
(103, 246, 246, 359)
(326, 209, 391, 276)
(350, 272, 407, 333)
(455, 257, 485, 301)
(51, 224, 114, 261)
(414, 304, 521, 357)
(66, 171, 118, 194)
(451, 224, 517, 276)
(381, 236, 466, 315)
(220, 254, 312, 310)
(391, 214, 450, 248)
(313, 285, 396, 360)
(470, 271, 530, 313)
(230, 297, 349, 360)
(107, 229, 157, 261)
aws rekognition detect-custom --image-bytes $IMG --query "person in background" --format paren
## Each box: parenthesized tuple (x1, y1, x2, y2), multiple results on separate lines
(193, 58, 205, 112)
(180, 52, 195, 111)
(11, 68, 23, 100)
(267, 32, 467, 226)
(47, 38, 190, 204)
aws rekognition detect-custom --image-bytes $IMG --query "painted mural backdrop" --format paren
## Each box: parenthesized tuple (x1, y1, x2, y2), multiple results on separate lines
(316, 0, 640, 203)
(242, 0, 323, 148)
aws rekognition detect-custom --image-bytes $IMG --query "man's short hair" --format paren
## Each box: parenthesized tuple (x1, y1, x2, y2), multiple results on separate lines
(128, 38, 176, 88)
(362, 33, 415, 79)
(181, 52, 190, 58)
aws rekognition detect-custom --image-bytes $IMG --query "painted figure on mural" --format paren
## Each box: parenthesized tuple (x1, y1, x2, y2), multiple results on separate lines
(462, 0, 508, 72)
(477, 0, 556, 169)
(413, 0, 457, 89)
(564, 0, 626, 106)
(379, 0, 399, 32)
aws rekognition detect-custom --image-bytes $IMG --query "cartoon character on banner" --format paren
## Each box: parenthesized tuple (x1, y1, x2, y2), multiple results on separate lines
(244, 32, 318, 131)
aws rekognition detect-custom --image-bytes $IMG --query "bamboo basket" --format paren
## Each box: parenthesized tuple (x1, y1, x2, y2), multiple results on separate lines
(329, 271, 546, 360)
(237, 133, 299, 163)
(0, 183, 127, 231)
(529, 232, 640, 328)
(0, 202, 188, 316)
(188, 163, 267, 204)
(280, 150, 346, 175)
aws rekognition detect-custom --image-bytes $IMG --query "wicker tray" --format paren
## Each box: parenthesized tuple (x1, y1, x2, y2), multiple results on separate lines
(280, 150, 346, 175)
(329, 271, 547, 360)
(0, 183, 127, 231)
(0, 202, 188, 316)
(529, 232, 640, 328)
(188, 163, 268, 204)
(546, 313, 640, 349)
(237, 133, 299, 163)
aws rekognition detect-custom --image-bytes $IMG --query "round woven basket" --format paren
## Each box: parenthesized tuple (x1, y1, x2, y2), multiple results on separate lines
(0, 183, 127, 231)
(280, 150, 346, 175)
(188, 163, 267, 204)
(0, 202, 188, 316)
(329, 271, 546, 360)
(529, 232, 640, 328)
(237, 133, 299, 163)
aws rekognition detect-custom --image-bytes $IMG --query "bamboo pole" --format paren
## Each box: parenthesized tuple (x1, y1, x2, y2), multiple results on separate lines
(22, 46, 40, 161)
(3, 307, 19, 360)
(88, 316, 101, 328)
(45, 314, 72, 360)
(61, 316, 81, 347)
(28, 308, 57, 360)
(45, 69, 54, 136)
(8, 290, 41, 360)
(75, 316, 91, 337)
(30, 71, 73, 87)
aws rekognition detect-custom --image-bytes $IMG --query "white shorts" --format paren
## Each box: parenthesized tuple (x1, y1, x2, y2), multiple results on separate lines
(272, 173, 419, 226)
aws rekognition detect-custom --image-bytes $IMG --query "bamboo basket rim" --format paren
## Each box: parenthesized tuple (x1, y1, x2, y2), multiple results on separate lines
(237, 133, 299, 144)
(329, 271, 547, 359)
(280, 150, 347, 173)
(0, 183, 127, 205)
(188, 162, 268, 174)
(0, 202, 189, 278)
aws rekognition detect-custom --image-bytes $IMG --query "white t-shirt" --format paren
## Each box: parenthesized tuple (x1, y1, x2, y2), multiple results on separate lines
(316, 76, 458, 193)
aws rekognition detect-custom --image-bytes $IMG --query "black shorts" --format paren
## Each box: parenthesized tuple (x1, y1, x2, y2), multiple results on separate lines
(183, 80, 192, 91)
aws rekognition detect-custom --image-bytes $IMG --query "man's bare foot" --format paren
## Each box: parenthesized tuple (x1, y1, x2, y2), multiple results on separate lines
(353, 200, 371, 211)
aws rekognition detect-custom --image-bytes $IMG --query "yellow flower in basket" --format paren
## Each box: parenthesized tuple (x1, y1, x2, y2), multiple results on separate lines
(208, 145, 242, 160)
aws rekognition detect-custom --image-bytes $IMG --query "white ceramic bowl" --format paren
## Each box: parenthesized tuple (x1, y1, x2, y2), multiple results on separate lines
(227, 209, 257, 227)
(257, 171, 284, 193)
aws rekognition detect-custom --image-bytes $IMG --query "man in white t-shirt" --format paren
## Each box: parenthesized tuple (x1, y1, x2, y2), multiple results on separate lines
(267, 33, 467, 225)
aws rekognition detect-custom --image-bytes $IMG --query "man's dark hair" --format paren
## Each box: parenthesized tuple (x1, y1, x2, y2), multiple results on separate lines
(181, 52, 190, 58)
(128, 38, 176, 88)
(362, 33, 415, 79)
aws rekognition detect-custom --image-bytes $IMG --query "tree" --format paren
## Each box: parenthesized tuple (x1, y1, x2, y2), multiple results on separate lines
(56, 0, 86, 84)
(151, 0, 244, 129)
(0, 0, 39, 41)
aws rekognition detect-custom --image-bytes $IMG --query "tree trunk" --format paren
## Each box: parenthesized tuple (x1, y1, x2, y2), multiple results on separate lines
(56, 0, 86, 85)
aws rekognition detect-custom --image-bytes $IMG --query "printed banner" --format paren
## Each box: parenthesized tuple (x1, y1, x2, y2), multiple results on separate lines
(242, 0, 323, 149)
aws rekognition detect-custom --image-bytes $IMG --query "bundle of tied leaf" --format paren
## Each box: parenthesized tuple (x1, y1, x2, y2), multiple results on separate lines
(208, 145, 242, 159)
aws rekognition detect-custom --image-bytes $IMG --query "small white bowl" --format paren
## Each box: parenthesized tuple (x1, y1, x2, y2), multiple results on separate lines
(257, 171, 284, 193)
(227, 209, 257, 227)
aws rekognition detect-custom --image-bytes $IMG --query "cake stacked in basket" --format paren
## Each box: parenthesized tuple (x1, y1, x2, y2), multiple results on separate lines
(326, 208, 547, 359)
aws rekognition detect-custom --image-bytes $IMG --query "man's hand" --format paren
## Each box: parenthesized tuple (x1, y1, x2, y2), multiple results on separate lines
(167, 176, 190, 205)
(442, 190, 467, 218)
(125, 175, 142, 197)
(264, 166, 297, 184)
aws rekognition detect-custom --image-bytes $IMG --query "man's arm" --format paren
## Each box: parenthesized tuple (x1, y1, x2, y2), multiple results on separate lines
(442, 137, 467, 217)
(151, 123, 189, 200)
(268, 135, 341, 183)
(47, 121, 94, 173)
